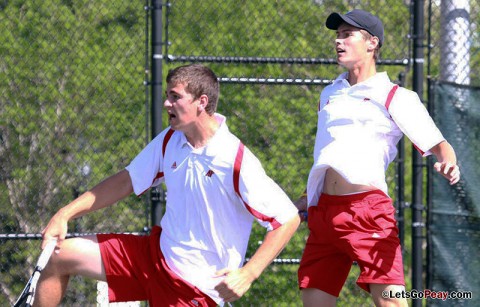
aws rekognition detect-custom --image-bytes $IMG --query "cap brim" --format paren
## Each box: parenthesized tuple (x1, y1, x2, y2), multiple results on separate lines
(326, 12, 362, 30)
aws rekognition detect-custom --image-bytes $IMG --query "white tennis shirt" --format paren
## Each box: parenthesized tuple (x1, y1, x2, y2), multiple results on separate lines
(307, 72, 445, 207)
(126, 113, 298, 304)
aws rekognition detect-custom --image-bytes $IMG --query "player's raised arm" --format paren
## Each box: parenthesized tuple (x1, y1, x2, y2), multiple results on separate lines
(41, 170, 133, 249)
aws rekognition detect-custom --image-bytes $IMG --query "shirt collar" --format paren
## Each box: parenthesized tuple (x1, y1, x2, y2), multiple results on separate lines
(179, 113, 230, 156)
(334, 71, 390, 88)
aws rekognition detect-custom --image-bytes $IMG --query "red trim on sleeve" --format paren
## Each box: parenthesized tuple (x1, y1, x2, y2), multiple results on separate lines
(385, 85, 425, 155)
(162, 129, 175, 157)
(153, 172, 165, 181)
(139, 171, 164, 196)
(413, 143, 426, 156)
(233, 143, 281, 229)
(140, 129, 174, 196)
(385, 84, 399, 111)
(233, 143, 244, 196)
(157, 129, 174, 183)
(158, 129, 174, 183)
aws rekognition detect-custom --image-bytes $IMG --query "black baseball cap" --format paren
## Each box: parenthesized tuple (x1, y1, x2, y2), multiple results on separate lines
(326, 9, 384, 46)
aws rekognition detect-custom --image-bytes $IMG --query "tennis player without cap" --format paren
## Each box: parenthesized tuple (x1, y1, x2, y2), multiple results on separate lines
(295, 9, 460, 307)
(36, 64, 300, 306)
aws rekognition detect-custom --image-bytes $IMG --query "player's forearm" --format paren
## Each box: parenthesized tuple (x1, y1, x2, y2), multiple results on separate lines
(431, 140, 457, 164)
(58, 170, 133, 221)
(242, 215, 300, 280)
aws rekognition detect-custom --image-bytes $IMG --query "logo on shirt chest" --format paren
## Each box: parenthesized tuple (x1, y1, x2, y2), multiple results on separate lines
(205, 169, 215, 177)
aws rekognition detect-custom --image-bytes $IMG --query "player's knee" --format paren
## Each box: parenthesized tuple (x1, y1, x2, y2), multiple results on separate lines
(43, 239, 82, 276)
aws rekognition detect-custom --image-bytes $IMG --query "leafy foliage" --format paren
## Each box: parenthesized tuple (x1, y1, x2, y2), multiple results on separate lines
(0, 1, 147, 304)
(3, 0, 476, 305)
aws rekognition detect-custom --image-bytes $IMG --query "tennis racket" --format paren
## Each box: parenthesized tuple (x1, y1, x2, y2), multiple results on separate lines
(13, 240, 57, 307)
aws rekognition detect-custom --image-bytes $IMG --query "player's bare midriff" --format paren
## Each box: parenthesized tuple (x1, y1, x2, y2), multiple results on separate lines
(323, 168, 377, 196)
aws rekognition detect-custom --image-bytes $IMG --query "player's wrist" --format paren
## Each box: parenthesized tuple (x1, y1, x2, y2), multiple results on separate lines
(56, 207, 73, 222)
(241, 264, 260, 282)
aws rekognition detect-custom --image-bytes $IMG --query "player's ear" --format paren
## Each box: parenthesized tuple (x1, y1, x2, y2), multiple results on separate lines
(368, 36, 380, 51)
(198, 94, 209, 112)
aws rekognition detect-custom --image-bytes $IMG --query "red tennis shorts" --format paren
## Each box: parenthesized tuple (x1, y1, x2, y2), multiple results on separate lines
(298, 190, 405, 297)
(97, 226, 217, 307)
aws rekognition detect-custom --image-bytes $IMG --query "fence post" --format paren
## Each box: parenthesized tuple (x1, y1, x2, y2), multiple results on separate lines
(396, 72, 406, 250)
(150, 0, 164, 227)
(412, 0, 425, 304)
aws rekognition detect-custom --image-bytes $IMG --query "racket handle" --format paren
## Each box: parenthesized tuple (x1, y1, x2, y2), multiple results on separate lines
(36, 240, 57, 270)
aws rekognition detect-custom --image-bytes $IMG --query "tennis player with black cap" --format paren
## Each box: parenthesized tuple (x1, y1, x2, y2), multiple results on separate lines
(325, 9, 384, 45)
(295, 9, 460, 307)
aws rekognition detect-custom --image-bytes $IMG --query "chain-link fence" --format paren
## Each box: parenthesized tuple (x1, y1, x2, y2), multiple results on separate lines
(1, 0, 478, 306)
(426, 1, 479, 306)
(1, 1, 149, 305)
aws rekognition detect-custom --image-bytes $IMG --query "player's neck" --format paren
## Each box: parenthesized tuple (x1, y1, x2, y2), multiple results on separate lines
(347, 62, 377, 85)
(185, 115, 220, 149)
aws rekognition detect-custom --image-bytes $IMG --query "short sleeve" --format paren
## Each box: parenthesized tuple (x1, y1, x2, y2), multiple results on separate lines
(389, 88, 445, 156)
(235, 146, 298, 231)
(126, 129, 169, 195)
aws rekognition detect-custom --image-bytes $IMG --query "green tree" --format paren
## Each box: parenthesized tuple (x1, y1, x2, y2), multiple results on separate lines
(1, 0, 461, 305)
(0, 1, 147, 304)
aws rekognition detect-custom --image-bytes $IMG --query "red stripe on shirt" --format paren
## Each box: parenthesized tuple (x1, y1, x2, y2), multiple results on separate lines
(162, 129, 175, 157)
(233, 143, 281, 229)
(140, 130, 174, 196)
(385, 85, 426, 155)
(233, 143, 244, 196)
(139, 171, 164, 196)
(152, 129, 174, 187)
(153, 171, 165, 181)
(385, 84, 399, 111)
(413, 143, 426, 156)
